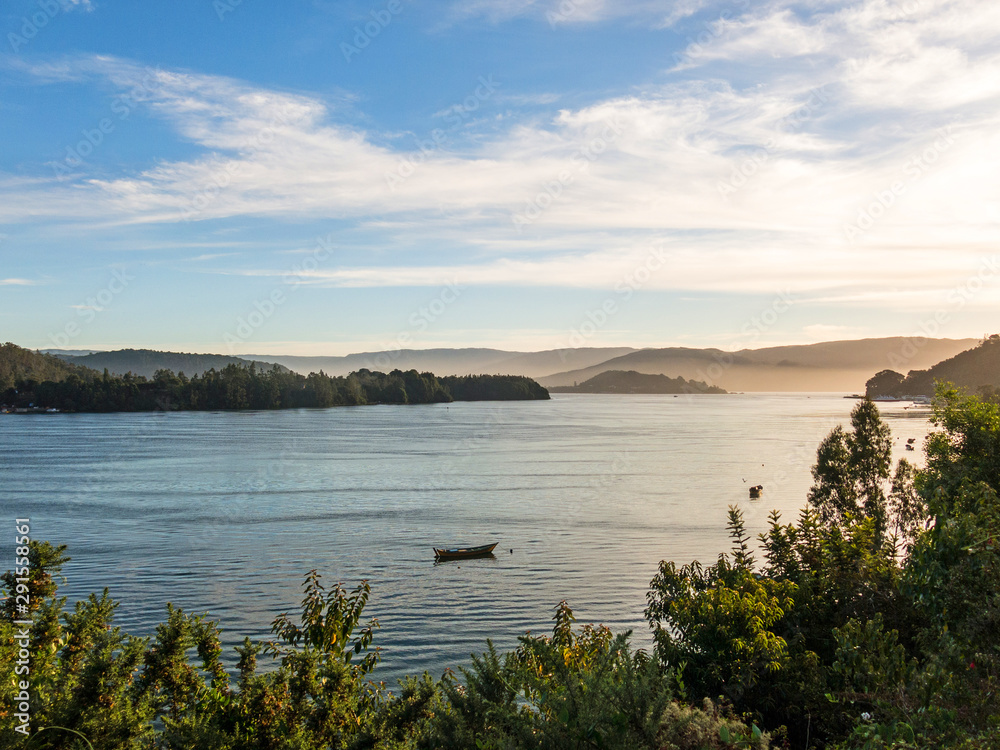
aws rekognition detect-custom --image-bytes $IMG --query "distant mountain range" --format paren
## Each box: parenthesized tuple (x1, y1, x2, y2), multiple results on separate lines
(550, 370, 727, 394)
(244, 338, 974, 392)
(240, 347, 639, 380)
(535, 338, 978, 391)
(36, 337, 978, 392)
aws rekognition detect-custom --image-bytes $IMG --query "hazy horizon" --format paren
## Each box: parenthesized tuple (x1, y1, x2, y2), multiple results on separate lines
(29, 333, 984, 360)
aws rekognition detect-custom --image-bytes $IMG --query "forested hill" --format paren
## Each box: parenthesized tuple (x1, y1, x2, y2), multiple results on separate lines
(56, 348, 288, 378)
(549, 370, 727, 394)
(0, 342, 94, 390)
(1, 358, 549, 412)
(866, 334, 1000, 398)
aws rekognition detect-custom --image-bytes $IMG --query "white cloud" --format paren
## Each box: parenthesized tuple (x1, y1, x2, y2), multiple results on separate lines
(214, 245, 996, 310)
(3, 0, 1000, 305)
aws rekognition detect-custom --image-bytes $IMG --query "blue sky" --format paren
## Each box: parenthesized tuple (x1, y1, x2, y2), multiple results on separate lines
(1, 0, 998, 356)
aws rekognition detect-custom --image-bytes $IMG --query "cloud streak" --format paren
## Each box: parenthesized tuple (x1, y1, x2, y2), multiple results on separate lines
(2, 0, 1000, 306)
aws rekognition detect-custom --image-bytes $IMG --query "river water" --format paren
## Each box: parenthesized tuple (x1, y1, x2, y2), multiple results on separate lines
(0, 393, 932, 688)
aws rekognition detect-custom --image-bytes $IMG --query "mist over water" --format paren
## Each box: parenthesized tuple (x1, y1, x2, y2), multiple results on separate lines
(0, 394, 931, 688)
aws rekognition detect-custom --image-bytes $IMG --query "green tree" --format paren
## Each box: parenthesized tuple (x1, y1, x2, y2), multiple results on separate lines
(807, 398, 917, 545)
(866, 370, 905, 399)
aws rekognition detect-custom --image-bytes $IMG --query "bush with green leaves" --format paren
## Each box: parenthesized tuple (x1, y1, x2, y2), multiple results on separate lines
(406, 601, 769, 750)
(2, 547, 775, 750)
(0, 548, 388, 750)
(647, 390, 1000, 748)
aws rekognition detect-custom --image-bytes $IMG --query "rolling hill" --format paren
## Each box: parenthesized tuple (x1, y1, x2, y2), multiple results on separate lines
(54, 349, 288, 378)
(1, 342, 95, 390)
(244, 347, 638, 379)
(535, 338, 978, 391)
(23, 336, 980, 393)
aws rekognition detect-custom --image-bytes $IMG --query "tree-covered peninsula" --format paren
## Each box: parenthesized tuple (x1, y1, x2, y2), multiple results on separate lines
(866, 334, 1000, 401)
(0, 343, 548, 412)
(550, 369, 727, 394)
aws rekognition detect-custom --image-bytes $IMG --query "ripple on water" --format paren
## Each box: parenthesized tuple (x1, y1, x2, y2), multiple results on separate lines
(0, 394, 930, 686)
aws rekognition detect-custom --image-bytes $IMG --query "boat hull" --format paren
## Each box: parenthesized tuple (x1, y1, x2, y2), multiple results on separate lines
(433, 542, 498, 560)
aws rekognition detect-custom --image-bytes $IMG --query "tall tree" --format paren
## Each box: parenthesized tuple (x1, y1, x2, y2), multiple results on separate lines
(808, 398, 909, 545)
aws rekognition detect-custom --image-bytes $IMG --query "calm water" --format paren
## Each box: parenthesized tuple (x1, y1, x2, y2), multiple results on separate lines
(0, 394, 931, 687)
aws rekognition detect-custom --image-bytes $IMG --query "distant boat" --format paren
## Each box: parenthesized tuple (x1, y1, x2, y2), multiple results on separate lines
(433, 542, 498, 560)
(749, 484, 763, 499)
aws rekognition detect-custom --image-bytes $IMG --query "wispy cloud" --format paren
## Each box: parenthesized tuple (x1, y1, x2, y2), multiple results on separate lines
(209, 245, 996, 310)
(185, 252, 240, 262)
(3, 0, 1000, 305)
(0, 278, 41, 286)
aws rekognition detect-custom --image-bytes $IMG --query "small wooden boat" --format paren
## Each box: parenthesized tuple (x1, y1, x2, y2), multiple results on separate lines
(433, 542, 498, 560)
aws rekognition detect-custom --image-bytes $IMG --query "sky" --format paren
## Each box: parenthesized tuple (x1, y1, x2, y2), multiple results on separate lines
(1, 0, 999, 356)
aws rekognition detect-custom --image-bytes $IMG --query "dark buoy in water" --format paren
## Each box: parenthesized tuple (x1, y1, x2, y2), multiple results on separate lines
(510, 549, 513, 554)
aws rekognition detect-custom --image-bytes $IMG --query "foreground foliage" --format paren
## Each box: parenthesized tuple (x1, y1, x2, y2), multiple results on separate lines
(2, 386, 998, 748)
(647, 389, 1000, 748)
(1, 553, 764, 750)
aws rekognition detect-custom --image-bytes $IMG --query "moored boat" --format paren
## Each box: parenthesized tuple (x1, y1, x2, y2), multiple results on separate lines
(433, 542, 498, 560)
